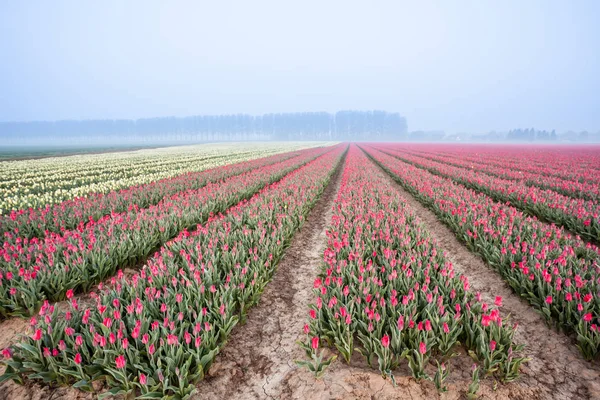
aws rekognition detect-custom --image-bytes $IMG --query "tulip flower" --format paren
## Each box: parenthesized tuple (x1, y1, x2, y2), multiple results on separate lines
(311, 337, 319, 350)
(115, 355, 126, 369)
(381, 335, 390, 348)
(32, 329, 43, 341)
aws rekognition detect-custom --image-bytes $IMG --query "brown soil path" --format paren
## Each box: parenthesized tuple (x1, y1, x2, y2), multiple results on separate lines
(196, 153, 347, 399)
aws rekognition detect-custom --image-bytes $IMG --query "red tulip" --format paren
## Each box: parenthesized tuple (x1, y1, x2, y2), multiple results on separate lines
(32, 329, 43, 341)
(419, 342, 427, 355)
(311, 337, 319, 350)
(2, 348, 12, 359)
(74, 353, 82, 364)
(495, 296, 502, 307)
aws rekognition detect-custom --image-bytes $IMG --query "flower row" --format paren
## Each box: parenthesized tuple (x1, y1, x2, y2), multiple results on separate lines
(374, 146, 600, 243)
(0, 146, 332, 318)
(0, 142, 324, 214)
(0, 147, 311, 239)
(298, 145, 525, 389)
(405, 144, 600, 185)
(1, 145, 345, 399)
(363, 146, 600, 361)
(401, 147, 599, 202)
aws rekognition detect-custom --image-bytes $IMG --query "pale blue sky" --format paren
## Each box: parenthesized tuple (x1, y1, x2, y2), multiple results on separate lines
(1, 1, 599, 133)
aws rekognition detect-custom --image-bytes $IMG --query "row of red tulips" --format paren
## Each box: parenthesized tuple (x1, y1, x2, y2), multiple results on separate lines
(0, 149, 309, 239)
(363, 146, 600, 361)
(372, 145, 600, 243)
(298, 146, 525, 391)
(405, 144, 600, 185)
(0, 147, 332, 318)
(400, 148, 599, 202)
(0, 145, 346, 398)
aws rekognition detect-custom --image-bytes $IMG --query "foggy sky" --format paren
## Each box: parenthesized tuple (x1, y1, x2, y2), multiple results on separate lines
(1, 1, 599, 134)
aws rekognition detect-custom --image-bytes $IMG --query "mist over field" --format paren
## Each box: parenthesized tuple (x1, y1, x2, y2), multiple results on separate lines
(2, 3, 600, 399)
(1, 1, 599, 145)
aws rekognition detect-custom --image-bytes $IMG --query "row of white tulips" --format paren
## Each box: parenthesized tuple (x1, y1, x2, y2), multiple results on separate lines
(0, 142, 335, 214)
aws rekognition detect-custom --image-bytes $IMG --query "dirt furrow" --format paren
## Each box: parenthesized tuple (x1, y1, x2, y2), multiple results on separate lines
(196, 153, 346, 399)
(372, 160, 600, 400)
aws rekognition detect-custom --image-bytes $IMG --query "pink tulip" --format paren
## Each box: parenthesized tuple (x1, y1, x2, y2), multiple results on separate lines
(381, 335, 390, 348)
(397, 315, 404, 331)
(115, 355, 126, 369)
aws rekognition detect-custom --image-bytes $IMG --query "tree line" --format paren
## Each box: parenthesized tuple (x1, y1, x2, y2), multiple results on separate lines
(0, 111, 408, 143)
(506, 128, 557, 141)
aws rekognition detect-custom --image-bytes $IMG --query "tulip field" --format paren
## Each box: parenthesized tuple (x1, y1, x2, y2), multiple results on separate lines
(1, 142, 600, 399)
(0, 142, 331, 215)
